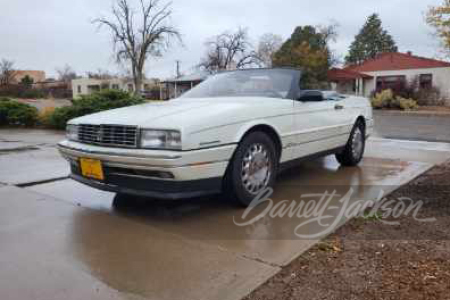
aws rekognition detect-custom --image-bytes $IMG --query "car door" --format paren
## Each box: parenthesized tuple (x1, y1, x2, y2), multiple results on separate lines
(291, 91, 354, 159)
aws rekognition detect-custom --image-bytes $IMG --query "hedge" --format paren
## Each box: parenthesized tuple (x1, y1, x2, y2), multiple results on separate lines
(0, 98, 39, 127)
(46, 89, 145, 129)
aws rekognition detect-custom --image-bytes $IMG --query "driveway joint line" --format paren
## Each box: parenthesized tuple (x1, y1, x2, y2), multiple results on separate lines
(240, 254, 282, 268)
(16, 176, 69, 187)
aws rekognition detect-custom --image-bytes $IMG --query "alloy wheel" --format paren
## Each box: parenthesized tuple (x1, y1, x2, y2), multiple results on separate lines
(241, 143, 272, 195)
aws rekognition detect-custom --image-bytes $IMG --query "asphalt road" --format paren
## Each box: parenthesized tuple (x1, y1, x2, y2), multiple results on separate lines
(374, 112, 450, 143)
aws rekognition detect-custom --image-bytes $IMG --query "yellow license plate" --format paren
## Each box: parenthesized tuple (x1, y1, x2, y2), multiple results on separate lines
(80, 158, 104, 181)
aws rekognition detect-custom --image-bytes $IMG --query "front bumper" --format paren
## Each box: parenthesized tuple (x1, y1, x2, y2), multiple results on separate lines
(69, 174, 223, 200)
(58, 140, 236, 200)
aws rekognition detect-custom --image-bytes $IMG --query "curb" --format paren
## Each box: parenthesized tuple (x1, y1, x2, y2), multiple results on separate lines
(373, 110, 450, 117)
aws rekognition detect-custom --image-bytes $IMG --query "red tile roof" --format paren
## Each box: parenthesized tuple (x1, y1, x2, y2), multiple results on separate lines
(345, 52, 450, 73)
(328, 68, 373, 81)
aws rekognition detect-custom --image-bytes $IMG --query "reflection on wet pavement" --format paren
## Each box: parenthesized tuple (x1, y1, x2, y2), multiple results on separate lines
(70, 209, 278, 300)
(27, 155, 432, 268)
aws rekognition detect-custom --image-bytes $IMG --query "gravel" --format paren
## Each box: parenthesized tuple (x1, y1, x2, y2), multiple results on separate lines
(245, 160, 450, 300)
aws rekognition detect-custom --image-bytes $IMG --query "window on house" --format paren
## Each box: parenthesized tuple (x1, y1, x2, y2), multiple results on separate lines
(376, 76, 406, 91)
(128, 84, 134, 92)
(77, 85, 81, 93)
(87, 85, 100, 93)
(112, 84, 119, 90)
(419, 74, 433, 89)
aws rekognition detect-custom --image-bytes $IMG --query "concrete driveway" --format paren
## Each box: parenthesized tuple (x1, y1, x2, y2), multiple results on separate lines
(1, 129, 450, 300)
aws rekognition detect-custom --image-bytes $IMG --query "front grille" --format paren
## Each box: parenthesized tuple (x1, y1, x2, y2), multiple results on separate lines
(78, 124, 138, 148)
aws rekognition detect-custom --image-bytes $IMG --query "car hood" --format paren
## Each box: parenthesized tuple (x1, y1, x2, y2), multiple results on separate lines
(69, 99, 211, 126)
(69, 97, 291, 129)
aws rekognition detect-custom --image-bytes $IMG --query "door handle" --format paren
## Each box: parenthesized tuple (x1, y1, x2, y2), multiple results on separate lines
(335, 104, 344, 110)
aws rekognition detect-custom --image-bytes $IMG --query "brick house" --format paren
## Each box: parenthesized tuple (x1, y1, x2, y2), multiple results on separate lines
(13, 70, 46, 84)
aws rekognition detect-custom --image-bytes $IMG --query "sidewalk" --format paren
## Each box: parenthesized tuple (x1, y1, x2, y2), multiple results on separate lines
(374, 107, 450, 117)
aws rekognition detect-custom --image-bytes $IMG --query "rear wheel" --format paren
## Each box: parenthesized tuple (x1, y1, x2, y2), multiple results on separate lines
(335, 121, 366, 166)
(225, 132, 278, 207)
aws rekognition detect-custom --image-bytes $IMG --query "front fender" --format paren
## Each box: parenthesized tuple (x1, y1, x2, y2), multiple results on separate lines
(233, 120, 283, 145)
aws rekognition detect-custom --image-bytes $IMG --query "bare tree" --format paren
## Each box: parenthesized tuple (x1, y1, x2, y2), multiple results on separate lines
(0, 59, 17, 86)
(86, 69, 116, 80)
(199, 28, 262, 73)
(317, 22, 340, 67)
(257, 33, 283, 68)
(93, 0, 181, 93)
(56, 64, 78, 83)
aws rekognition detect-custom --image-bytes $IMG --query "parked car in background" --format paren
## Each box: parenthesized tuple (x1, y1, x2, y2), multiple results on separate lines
(58, 68, 373, 207)
(139, 90, 159, 100)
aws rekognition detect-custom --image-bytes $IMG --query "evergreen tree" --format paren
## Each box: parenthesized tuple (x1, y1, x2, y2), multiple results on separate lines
(20, 75, 34, 87)
(273, 25, 336, 89)
(345, 14, 398, 65)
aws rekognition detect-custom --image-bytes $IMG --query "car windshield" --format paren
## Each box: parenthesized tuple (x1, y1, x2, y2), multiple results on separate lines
(180, 69, 298, 99)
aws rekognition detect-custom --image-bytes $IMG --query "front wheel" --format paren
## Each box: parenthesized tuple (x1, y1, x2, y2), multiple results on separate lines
(224, 132, 278, 207)
(112, 193, 136, 210)
(335, 121, 366, 166)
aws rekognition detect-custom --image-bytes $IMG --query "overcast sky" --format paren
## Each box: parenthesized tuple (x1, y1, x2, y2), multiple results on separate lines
(0, 0, 444, 80)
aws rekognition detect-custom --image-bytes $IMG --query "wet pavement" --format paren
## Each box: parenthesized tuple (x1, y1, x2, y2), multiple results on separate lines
(1, 129, 450, 300)
(0, 147, 69, 185)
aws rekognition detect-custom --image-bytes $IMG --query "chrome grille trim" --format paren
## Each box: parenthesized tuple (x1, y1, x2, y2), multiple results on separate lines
(78, 124, 139, 148)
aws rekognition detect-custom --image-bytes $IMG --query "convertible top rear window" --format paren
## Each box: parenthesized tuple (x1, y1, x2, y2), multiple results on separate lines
(180, 68, 299, 99)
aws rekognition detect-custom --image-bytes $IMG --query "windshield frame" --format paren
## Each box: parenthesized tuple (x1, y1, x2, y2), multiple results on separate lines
(179, 68, 302, 100)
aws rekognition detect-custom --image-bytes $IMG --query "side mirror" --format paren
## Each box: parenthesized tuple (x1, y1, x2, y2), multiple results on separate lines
(297, 90, 324, 102)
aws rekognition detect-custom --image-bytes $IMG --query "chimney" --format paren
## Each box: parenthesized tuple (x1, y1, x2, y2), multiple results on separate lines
(407, 51, 413, 56)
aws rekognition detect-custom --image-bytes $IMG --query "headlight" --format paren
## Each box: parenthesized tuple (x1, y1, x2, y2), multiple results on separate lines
(140, 129, 182, 150)
(66, 124, 79, 141)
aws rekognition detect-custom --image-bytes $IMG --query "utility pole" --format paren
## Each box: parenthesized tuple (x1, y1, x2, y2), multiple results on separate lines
(176, 60, 181, 78)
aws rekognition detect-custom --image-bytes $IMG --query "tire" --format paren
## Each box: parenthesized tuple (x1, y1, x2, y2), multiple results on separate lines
(224, 132, 278, 207)
(112, 193, 137, 210)
(335, 121, 366, 167)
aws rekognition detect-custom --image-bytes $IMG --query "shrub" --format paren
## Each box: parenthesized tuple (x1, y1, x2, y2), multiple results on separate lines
(46, 106, 80, 129)
(415, 87, 444, 106)
(0, 103, 8, 125)
(371, 89, 395, 109)
(39, 106, 56, 126)
(371, 89, 419, 111)
(397, 97, 419, 110)
(47, 89, 145, 129)
(376, 76, 445, 106)
(0, 99, 39, 126)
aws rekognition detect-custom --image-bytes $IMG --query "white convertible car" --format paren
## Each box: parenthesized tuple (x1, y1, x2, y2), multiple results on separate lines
(58, 68, 373, 206)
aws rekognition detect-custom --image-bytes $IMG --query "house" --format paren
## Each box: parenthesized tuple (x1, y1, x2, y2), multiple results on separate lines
(72, 77, 159, 99)
(329, 52, 450, 99)
(13, 70, 46, 84)
(327, 68, 373, 96)
(33, 80, 72, 99)
(162, 72, 209, 99)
